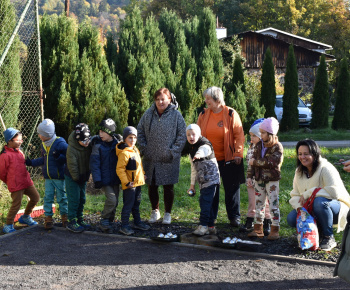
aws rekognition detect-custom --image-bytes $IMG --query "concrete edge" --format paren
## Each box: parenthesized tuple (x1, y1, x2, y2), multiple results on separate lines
(31, 225, 336, 267)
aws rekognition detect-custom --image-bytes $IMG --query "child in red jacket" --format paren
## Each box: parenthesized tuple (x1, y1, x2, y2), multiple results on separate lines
(0, 128, 40, 234)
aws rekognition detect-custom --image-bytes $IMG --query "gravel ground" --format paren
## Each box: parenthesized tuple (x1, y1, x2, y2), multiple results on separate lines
(0, 225, 348, 290)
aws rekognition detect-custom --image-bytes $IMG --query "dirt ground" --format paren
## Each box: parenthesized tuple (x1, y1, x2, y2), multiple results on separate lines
(0, 226, 349, 290)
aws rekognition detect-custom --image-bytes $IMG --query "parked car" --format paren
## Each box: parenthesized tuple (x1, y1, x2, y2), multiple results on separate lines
(274, 95, 312, 126)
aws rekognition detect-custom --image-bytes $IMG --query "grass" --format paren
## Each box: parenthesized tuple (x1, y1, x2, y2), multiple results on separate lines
(1, 142, 350, 245)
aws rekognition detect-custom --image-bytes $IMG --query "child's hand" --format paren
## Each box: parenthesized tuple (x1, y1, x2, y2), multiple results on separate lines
(343, 165, 350, 173)
(187, 185, 196, 197)
(248, 158, 255, 166)
(193, 154, 200, 161)
(247, 178, 253, 187)
(127, 182, 134, 188)
(299, 195, 305, 206)
(343, 160, 350, 167)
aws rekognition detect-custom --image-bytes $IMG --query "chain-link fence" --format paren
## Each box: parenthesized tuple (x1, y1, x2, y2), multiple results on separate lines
(0, 0, 43, 178)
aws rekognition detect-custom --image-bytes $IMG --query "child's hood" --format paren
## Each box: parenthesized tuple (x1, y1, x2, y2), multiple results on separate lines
(116, 142, 134, 156)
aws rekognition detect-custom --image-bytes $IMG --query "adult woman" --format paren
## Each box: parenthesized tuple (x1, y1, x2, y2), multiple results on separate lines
(287, 139, 350, 251)
(137, 88, 186, 224)
(197, 86, 245, 226)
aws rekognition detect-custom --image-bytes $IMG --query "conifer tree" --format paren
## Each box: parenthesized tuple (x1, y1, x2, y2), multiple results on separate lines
(311, 55, 329, 128)
(280, 45, 299, 131)
(260, 47, 276, 118)
(233, 85, 247, 124)
(231, 57, 246, 95)
(332, 58, 350, 130)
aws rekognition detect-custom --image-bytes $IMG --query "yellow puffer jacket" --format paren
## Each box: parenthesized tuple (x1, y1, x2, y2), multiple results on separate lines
(116, 142, 145, 190)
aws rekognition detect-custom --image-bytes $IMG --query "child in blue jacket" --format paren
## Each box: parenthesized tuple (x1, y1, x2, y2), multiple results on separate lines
(26, 119, 68, 229)
(90, 118, 122, 233)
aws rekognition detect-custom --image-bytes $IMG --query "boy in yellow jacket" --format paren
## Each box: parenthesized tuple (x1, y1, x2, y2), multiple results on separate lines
(116, 126, 150, 235)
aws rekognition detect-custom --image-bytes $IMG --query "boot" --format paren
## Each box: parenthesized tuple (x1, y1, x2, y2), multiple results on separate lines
(267, 225, 280, 240)
(239, 217, 254, 233)
(263, 219, 271, 236)
(247, 223, 264, 238)
(61, 214, 68, 228)
(44, 216, 53, 230)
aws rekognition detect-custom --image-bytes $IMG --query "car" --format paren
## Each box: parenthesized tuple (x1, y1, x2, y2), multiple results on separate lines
(274, 95, 312, 126)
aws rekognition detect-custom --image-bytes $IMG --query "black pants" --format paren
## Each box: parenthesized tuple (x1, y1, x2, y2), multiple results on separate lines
(121, 186, 141, 226)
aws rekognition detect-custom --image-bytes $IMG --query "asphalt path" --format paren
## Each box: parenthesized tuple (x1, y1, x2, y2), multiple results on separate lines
(0, 226, 349, 289)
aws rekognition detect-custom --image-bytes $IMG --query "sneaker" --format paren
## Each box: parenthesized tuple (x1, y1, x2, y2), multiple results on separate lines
(320, 236, 337, 251)
(3, 224, 16, 234)
(67, 219, 84, 233)
(134, 221, 150, 231)
(18, 215, 37, 226)
(239, 217, 254, 233)
(230, 217, 241, 227)
(193, 225, 209, 236)
(78, 218, 91, 230)
(149, 209, 161, 223)
(208, 226, 217, 235)
(119, 225, 135, 236)
(99, 218, 112, 232)
(162, 212, 171, 224)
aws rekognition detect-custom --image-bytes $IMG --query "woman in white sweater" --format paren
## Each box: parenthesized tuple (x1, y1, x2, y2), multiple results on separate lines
(287, 139, 350, 251)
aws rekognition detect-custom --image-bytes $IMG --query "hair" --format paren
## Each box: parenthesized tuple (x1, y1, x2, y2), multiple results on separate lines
(262, 132, 278, 147)
(154, 87, 172, 101)
(296, 139, 321, 177)
(203, 86, 225, 106)
(10, 132, 22, 141)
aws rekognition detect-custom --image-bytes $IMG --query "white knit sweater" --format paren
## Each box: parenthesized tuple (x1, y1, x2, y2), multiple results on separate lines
(289, 157, 350, 232)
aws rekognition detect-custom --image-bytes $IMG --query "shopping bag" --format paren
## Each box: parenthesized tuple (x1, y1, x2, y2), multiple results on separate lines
(296, 188, 321, 251)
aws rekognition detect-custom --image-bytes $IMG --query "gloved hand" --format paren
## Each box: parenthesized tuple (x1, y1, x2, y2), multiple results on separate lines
(94, 181, 103, 189)
(25, 158, 32, 166)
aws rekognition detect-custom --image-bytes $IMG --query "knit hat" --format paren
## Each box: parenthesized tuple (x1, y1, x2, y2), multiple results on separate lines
(37, 119, 55, 138)
(186, 124, 201, 136)
(4, 128, 19, 143)
(99, 118, 116, 136)
(249, 118, 265, 138)
(74, 123, 91, 142)
(259, 117, 279, 135)
(123, 126, 137, 141)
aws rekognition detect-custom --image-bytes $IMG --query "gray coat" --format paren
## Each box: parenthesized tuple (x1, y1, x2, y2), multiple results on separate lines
(137, 103, 186, 185)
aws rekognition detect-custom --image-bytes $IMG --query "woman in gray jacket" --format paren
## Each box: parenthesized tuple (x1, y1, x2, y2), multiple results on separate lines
(137, 88, 186, 224)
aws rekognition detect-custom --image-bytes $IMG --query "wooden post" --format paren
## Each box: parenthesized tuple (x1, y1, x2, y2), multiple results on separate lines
(65, 0, 70, 17)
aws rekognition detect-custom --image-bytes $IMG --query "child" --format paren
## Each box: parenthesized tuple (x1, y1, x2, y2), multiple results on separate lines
(26, 119, 68, 229)
(185, 124, 220, 236)
(116, 126, 150, 235)
(64, 123, 92, 233)
(0, 128, 40, 233)
(240, 118, 271, 235)
(247, 117, 283, 240)
(90, 118, 122, 233)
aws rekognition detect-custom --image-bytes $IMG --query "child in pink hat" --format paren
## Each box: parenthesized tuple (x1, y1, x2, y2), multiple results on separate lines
(247, 117, 284, 240)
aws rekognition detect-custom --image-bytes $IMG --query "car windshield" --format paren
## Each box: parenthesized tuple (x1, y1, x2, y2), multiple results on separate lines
(275, 97, 307, 108)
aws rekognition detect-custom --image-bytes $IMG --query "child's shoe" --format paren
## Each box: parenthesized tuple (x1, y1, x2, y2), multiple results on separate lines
(78, 218, 91, 230)
(263, 219, 271, 236)
(44, 216, 53, 230)
(208, 226, 217, 235)
(3, 224, 16, 234)
(61, 214, 68, 228)
(134, 221, 150, 231)
(149, 209, 161, 223)
(239, 217, 254, 233)
(99, 218, 112, 233)
(119, 225, 135, 235)
(162, 212, 171, 224)
(247, 223, 264, 238)
(67, 219, 84, 233)
(267, 225, 279, 240)
(193, 225, 209, 236)
(18, 215, 37, 226)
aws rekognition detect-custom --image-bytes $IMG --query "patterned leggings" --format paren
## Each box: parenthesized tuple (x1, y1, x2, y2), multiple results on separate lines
(254, 180, 280, 226)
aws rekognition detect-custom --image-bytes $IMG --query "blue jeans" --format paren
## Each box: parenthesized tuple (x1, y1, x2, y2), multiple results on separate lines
(121, 186, 141, 226)
(65, 175, 87, 221)
(199, 184, 220, 227)
(44, 179, 68, 216)
(287, 197, 340, 236)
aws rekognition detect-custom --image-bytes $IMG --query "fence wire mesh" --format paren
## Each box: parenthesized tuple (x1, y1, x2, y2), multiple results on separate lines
(0, 0, 43, 179)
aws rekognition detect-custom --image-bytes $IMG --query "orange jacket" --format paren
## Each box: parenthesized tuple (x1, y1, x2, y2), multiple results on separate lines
(197, 106, 245, 161)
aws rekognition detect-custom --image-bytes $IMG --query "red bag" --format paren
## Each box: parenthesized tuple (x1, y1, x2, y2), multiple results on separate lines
(296, 188, 321, 251)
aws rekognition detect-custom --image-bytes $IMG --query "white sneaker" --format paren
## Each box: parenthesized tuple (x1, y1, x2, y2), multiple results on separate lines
(149, 209, 161, 223)
(193, 225, 209, 236)
(162, 212, 171, 224)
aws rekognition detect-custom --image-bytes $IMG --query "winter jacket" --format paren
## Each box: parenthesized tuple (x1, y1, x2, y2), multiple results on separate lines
(185, 137, 220, 190)
(334, 211, 350, 282)
(137, 103, 186, 185)
(247, 140, 283, 182)
(289, 157, 350, 232)
(116, 142, 145, 190)
(0, 146, 33, 192)
(197, 106, 245, 160)
(90, 136, 120, 186)
(64, 131, 92, 183)
(31, 137, 68, 180)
